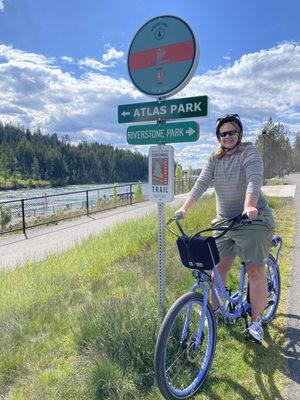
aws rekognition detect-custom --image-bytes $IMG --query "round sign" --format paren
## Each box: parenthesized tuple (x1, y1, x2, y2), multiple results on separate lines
(128, 15, 199, 98)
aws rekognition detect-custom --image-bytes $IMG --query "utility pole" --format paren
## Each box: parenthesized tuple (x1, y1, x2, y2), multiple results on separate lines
(262, 129, 267, 184)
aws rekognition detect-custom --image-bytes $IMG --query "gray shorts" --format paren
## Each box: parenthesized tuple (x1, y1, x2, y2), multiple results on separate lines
(212, 211, 275, 266)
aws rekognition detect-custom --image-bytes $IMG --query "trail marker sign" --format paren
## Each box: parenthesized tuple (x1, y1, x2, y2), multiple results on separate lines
(128, 15, 199, 97)
(148, 145, 174, 203)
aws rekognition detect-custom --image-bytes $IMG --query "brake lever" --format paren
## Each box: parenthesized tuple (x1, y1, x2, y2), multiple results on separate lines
(165, 212, 186, 236)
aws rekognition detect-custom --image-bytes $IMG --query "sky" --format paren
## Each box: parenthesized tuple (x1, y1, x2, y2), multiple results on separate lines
(0, 0, 299, 169)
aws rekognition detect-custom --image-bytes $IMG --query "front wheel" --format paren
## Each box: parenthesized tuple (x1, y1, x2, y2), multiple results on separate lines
(154, 292, 216, 400)
(262, 254, 281, 324)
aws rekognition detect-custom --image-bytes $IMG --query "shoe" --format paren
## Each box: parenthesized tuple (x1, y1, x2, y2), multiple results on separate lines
(245, 320, 264, 345)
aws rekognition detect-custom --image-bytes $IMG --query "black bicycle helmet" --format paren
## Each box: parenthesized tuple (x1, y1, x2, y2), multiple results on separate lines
(215, 114, 243, 137)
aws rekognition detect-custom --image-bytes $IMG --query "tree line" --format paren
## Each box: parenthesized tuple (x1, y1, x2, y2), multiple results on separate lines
(0, 122, 148, 186)
(255, 118, 300, 179)
(0, 118, 299, 189)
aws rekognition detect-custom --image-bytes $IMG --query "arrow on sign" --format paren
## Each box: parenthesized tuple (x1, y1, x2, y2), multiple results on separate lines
(186, 127, 195, 136)
(121, 111, 131, 117)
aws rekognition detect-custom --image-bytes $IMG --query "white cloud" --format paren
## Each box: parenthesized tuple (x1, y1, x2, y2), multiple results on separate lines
(0, 44, 53, 65)
(78, 57, 113, 71)
(61, 56, 74, 63)
(182, 42, 300, 125)
(102, 46, 125, 62)
(0, 42, 300, 169)
(79, 128, 121, 142)
(0, 1, 4, 12)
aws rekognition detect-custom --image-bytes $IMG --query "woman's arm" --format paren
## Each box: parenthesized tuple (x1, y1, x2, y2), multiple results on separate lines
(175, 194, 197, 218)
(243, 193, 259, 220)
(243, 145, 263, 220)
(175, 155, 215, 217)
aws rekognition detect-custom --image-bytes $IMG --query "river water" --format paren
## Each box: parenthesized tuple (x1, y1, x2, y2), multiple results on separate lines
(0, 181, 210, 228)
(0, 183, 148, 221)
(0, 183, 147, 202)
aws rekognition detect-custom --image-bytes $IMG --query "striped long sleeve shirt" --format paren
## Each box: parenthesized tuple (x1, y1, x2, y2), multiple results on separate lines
(190, 143, 268, 219)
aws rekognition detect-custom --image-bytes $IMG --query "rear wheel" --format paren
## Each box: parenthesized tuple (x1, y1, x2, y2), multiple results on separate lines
(154, 292, 216, 400)
(262, 254, 281, 324)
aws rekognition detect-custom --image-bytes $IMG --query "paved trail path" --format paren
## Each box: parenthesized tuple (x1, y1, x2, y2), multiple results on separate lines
(286, 173, 300, 400)
(0, 194, 190, 270)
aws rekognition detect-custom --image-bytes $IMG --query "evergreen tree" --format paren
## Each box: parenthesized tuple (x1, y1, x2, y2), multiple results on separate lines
(0, 121, 148, 186)
(175, 164, 183, 194)
(292, 132, 300, 172)
(256, 118, 293, 179)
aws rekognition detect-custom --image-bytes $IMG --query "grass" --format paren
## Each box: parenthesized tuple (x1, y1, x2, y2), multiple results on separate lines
(0, 177, 51, 190)
(0, 195, 296, 399)
(265, 178, 292, 185)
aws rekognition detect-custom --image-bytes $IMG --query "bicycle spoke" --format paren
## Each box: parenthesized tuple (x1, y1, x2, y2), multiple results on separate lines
(262, 255, 281, 323)
(164, 300, 211, 391)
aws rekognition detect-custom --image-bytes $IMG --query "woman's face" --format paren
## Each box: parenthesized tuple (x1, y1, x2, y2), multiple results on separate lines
(218, 122, 239, 149)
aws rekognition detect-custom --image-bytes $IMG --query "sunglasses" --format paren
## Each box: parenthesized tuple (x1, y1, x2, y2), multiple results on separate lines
(219, 130, 238, 138)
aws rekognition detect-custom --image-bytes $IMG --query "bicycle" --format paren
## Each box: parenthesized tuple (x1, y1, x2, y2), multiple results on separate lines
(154, 213, 282, 400)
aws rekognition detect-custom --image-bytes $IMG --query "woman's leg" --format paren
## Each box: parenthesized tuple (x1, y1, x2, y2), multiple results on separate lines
(211, 254, 236, 311)
(246, 265, 267, 321)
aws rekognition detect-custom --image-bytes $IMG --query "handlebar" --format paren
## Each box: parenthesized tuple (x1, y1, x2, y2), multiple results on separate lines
(166, 212, 184, 225)
(166, 212, 186, 236)
(166, 213, 253, 238)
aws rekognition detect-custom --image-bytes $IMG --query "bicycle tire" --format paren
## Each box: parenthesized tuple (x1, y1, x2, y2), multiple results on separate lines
(262, 253, 281, 324)
(154, 292, 216, 400)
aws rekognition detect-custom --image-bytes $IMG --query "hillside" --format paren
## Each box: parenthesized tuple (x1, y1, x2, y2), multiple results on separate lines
(0, 122, 147, 188)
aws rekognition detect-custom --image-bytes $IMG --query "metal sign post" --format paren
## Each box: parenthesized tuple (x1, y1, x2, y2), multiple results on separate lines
(157, 201, 166, 316)
(149, 143, 174, 316)
(119, 15, 206, 318)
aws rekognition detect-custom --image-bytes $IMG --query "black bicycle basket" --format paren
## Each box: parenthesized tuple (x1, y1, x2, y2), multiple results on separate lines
(176, 234, 220, 270)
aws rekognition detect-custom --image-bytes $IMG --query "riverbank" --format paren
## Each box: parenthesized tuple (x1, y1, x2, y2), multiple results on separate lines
(0, 177, 51, 191)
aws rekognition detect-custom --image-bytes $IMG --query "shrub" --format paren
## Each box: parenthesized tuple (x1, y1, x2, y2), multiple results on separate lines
(0, 205, 12, 231)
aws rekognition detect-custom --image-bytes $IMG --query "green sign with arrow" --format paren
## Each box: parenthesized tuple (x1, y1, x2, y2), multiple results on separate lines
(118, 95, 208, 124)
(127, 121, 199, 145)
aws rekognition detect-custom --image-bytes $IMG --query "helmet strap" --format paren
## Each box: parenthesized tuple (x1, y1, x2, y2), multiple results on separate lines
(221, 140, 241, 152)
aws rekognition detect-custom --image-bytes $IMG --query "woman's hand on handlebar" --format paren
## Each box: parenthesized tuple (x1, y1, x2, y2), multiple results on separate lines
(242, 206, 259, 221)
(174, 207, 186, 220)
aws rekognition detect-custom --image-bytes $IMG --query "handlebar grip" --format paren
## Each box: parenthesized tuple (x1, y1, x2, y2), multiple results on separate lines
(174, 211, 185, 220)
(240, 213, 250, 221)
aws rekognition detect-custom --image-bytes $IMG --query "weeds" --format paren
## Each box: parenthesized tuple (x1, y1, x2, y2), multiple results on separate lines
(0, 196, 295, 399)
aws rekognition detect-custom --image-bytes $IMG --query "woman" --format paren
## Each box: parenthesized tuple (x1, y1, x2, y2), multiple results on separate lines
(176, 114, 275, 345)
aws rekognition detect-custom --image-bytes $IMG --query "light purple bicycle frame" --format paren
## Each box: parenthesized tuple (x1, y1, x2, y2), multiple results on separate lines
(181, 263, 250, 349)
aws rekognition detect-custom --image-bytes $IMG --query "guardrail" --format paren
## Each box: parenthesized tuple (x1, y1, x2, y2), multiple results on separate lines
(0, 178, 196, 235)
